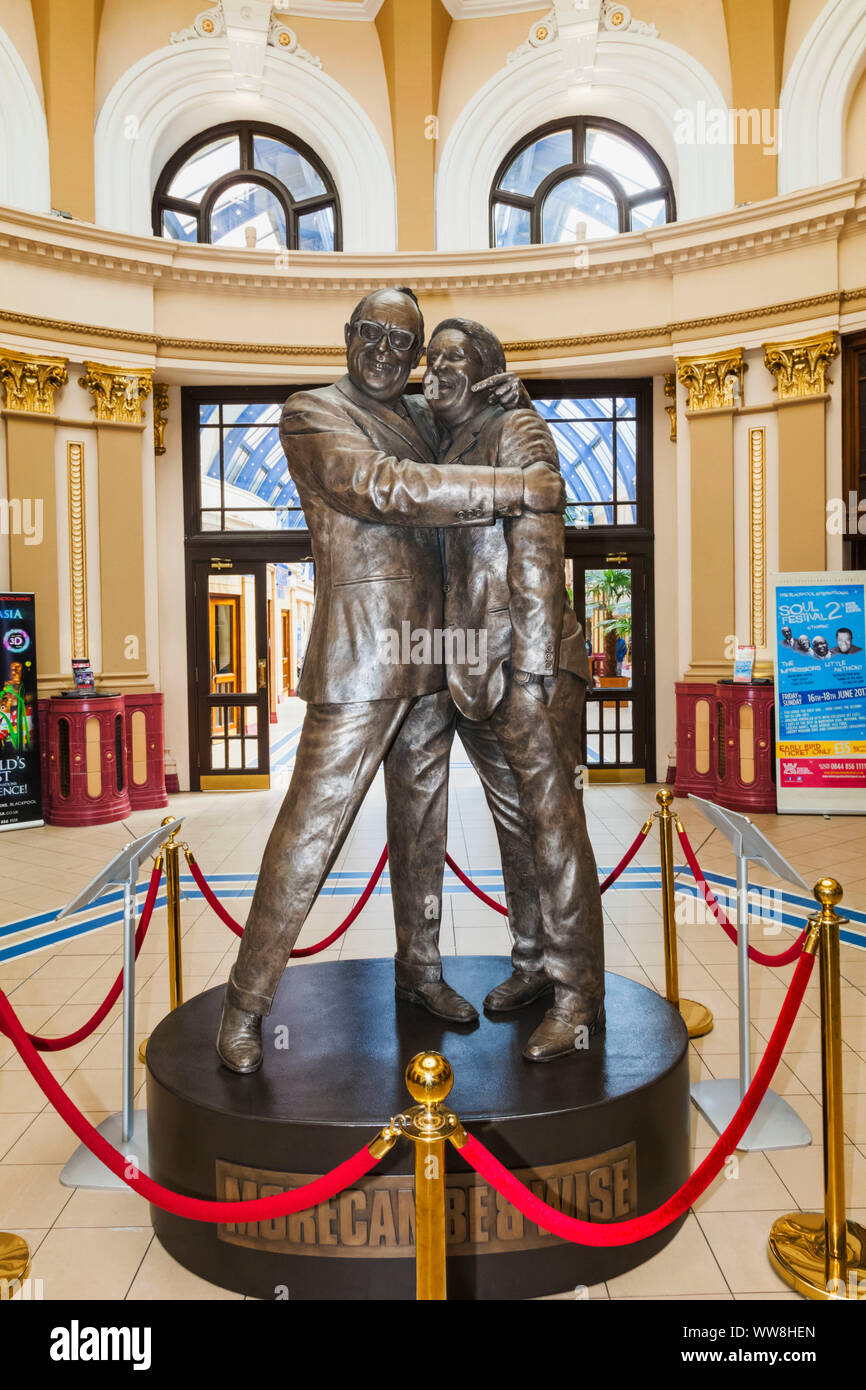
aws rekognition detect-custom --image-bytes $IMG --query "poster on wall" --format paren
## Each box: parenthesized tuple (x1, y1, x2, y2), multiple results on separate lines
(771, 572, 866, 814)
(0, 593, 43, 830)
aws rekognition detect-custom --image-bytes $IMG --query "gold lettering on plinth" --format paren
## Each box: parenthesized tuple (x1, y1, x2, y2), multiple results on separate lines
(676, 349, 745, 411)
(0, 351, 68, 414)
(215, 1143, 637, 1258)
(763, 332, 838, 399)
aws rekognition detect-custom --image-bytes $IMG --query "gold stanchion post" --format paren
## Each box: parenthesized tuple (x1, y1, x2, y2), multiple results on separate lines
(139, 817, 184, 1063)
(397, 1051, 464, 1301)
(656, 789, 713, 1039)
(0, 1232, 30, 1297)
(768, 878, 866, 1299)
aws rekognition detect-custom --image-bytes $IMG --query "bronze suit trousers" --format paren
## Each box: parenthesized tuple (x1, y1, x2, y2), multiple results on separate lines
(386, 672, 605, 1006)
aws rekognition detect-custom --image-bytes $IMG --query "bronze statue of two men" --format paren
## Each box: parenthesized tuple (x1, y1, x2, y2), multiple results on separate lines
(216, 287, 605, 1072)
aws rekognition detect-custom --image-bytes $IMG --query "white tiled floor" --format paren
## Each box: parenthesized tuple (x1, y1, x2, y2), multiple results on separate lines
(0, 760, 864, 1301)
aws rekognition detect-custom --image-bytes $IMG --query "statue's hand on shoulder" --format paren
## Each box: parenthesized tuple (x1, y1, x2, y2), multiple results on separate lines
(522, 462, 566, 514)
(472, 372, 532, 410)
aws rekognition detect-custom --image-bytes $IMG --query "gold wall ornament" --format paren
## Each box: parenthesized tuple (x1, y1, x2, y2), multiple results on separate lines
(153, 383, 169, 455)
(663, 371, 677, 441)
(67, 442, 88, 660)
(748, 427, 766, 649)
(676, 349, 746, 411)
(79, 363, 153, 425)
(763, 332, 839, 400)
(0, 351, 68, 414)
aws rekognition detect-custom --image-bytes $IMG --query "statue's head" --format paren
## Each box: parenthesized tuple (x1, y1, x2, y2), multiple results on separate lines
(344, 287, 424, 403)
(423, 317, 506, 429)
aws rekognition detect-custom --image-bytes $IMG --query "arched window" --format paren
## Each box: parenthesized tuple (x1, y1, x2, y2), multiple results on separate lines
(152, 121, 341, 251)
(490, 117, 675, 247)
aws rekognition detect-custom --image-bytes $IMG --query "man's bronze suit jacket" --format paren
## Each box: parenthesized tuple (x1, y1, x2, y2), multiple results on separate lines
(438, 403, 590, 721)
(279, 376, 526, 705)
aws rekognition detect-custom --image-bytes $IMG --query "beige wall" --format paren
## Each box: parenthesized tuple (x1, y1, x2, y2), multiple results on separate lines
(95, 0, 202, 111)
(289, 16, 393, 164)
(846, 63, 866, 179)
(647, 0, 732, 104)
(436, 9, 547, 159)
(782, 0, 826, 83)
(0, 0, 43, 99)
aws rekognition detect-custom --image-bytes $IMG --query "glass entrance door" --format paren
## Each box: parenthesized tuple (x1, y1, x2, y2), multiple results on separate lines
(193, 558, 270, 789)
(568, 549, 653, 780)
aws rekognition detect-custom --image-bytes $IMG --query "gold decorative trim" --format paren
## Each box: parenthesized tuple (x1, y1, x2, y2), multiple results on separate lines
(0, 289, 863, 363)
(67, 442, 88, 660)
(663, 372, 677, 441)
(748, 427, 766, 649)
(675, 349, 746, 411)
(763, 331, 839, 399)
(153, 383, 169, 455)
(0, 350, 68, 414)
(79, 362, 154, 425)
(200, 774, 270, 791)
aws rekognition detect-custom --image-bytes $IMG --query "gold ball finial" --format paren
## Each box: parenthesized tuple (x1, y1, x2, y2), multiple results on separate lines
(813, 877, 843, 910)
(405, 1051, 453, 1107)
(656, 788, 673, 808)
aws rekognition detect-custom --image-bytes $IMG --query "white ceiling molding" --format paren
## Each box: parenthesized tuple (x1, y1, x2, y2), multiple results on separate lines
(171, 2, 321, 88)
(779, 0, 866, 193)
(436, 23, 733, 250)
(0, 24, 50, 215)
(442, 1, 544, 17)
(281, 1, 384, 18)
(95, 40, 396, 250)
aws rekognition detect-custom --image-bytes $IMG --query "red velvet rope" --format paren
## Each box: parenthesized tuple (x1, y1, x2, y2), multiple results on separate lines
(19, 858, 163, 1053)
(676, 822, 807, 967)
(598, 824, 651, 894)
(445, 853, 508, 915)
(191, 819, 650, 954)
(186, 847, 390, 954)
(457, 949, 814, 1247)
(0, 987, 380, 1222)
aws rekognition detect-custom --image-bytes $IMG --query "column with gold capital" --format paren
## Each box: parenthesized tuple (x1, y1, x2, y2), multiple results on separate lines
(675, 348, 746, 681)
(79, 362, 154, 691)
(763, 332, 838, 573)
(0, 350, 69, 689)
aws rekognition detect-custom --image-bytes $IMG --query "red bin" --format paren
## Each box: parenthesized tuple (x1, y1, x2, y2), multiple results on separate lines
(43, 694, 131, 826)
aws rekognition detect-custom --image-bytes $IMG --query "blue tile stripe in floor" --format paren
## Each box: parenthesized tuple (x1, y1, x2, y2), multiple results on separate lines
(2, 863, 864, 964)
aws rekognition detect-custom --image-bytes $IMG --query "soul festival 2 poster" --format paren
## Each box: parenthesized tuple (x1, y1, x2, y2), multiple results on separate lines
(770, 572, 866, 814)
(0, 593, 43, 829)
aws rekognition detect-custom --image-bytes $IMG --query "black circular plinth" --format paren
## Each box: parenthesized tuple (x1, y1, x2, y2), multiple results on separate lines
(146, 958, 690, 1300)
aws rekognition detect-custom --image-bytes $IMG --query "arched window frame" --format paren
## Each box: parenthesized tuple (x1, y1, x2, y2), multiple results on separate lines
(151, 120, 342, 249)
(489, 116, 676, 247)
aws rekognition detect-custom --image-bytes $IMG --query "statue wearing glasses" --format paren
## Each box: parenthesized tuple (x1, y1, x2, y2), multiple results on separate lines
(217, 287, 567, 1073)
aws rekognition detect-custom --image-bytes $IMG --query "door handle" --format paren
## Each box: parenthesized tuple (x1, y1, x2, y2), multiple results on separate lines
(257, 658, 267, 690)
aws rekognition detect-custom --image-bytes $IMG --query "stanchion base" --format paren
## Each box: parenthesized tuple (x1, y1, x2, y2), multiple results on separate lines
(680, 998, 714, 1039)
(691, 1078, 811, 1151)
(60, 1111, 149, 1189)
(146, 958, 692, 1300)
(769, 1212, 866, 1299)
(0, 1233, 30, 1292)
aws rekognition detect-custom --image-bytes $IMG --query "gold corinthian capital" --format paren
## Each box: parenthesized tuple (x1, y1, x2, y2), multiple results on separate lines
(0, 350, 68, 414)
(763, 332, 839, 400)
(79, 362, 154, 425)
(675, 349, 746, 411)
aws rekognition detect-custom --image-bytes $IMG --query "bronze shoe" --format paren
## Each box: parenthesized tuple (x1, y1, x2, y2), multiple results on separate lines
(395, 978, 479, 1023)
(522, 1002, 606, 1063)
(216, 1001, 263, 1074)
(483, 971, 554, 1013)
